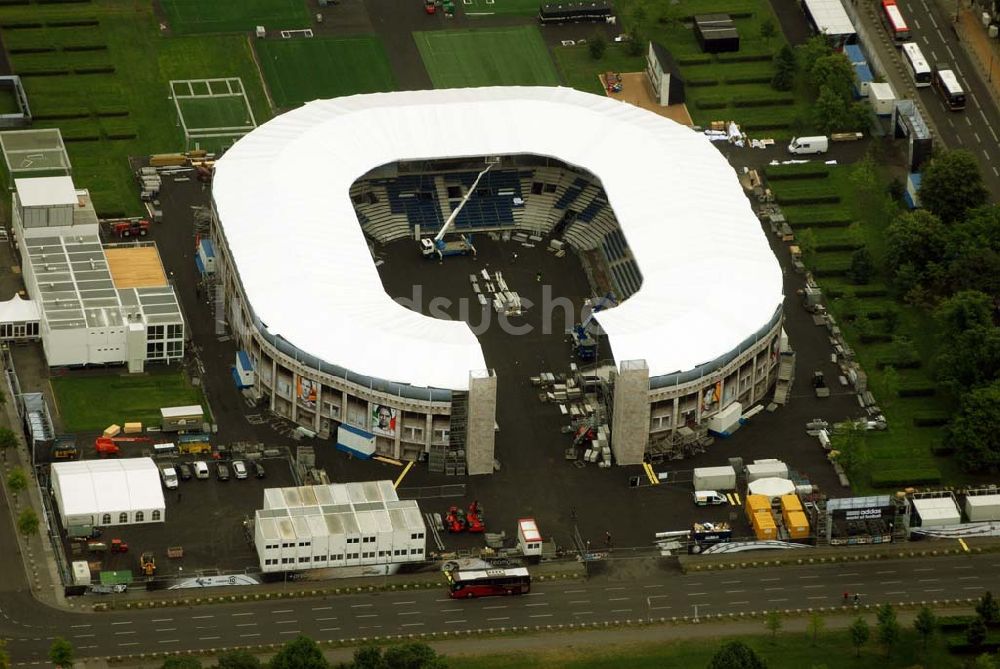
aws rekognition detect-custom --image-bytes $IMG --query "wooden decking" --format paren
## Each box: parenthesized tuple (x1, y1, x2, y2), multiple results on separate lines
(105, 246, 167, 288)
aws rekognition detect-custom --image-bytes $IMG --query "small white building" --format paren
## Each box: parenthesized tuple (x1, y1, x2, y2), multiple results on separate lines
(254, 480, 426, 573)
(51, 458, 165, 528)
(911, 495, 961, 528)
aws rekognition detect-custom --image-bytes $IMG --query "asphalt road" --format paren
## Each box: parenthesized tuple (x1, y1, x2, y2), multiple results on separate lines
(3, 548, 999, 662)
(860, 0, 1000, 196)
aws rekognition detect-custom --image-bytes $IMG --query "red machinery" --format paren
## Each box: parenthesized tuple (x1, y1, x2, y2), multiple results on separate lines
(445, 506, 466, 533)
(110, 538, 129, 553)
(94, 436, 155, 457)
(108, 219, 150, 238)
(466, 501, 485, 533)
(424, 0, 436, 13)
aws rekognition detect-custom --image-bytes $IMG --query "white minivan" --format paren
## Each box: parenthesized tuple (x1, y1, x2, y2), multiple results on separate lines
(787, 136, 829, 155)
(193, 461, 210, 479)
(693, 490, 727, 506)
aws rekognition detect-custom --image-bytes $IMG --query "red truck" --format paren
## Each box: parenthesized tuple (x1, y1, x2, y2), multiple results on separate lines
(108, 220, 150, 238)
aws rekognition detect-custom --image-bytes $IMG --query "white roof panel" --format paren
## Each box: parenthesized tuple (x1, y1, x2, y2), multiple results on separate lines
(802, 0, 856, 36)
(15, 176, 77, 207)
(214, 87, 783, 389)
(52, 457, 164, 516)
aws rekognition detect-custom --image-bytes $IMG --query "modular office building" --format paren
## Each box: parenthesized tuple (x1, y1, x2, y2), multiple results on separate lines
(254, 480, 426, 574)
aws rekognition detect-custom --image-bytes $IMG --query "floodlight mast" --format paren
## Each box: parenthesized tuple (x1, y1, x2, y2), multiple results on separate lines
(433, 163, 494, 243)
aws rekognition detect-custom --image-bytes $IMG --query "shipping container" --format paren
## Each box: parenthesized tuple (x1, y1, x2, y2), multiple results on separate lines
(784, 510, 810, 539)
(780, 494, 803, 515)
(745, 494, 771, 522)
(965, 494, 1000, 522)
(751, 510, 777, 540)
(746, 460, 789, 482)
(693, 465, 737, 491)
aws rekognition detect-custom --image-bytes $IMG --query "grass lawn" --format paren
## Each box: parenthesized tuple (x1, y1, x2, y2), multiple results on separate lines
(444, 630, 963, 668)
(177, 95, 255, 132)
(255, 37, 395, 109)
(161, 0, 310, 35)
(552, 44, 646, 96)
(1, 2, 272, 216)
(50, 371, 206, 433)
(414, 26, 559, 88)
(765, 162, 958, 491)
(461, 0, 542, 16)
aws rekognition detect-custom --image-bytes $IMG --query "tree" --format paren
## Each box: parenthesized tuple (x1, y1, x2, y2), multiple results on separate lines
(978, 591, 1000, 624)
(350, 646, 384, 669)
(6, 467, 27, 499)
(161, 658, 202, 669)
(919, 150, 988, 224)
(813, 85, 849, 134)
(947, 381, 1000, 471)
(383, 643, 447, 669)
(216, 650, 261, 669)
(808, 612, 826, 646)
(0, 639, 9, 669)
(707, 641, 767, 669)
(877, 366, 899, 410)
(885, 210, 948, 297)
(833, 419, 870, 480)
(772, 44, 796, 91)
(765, 611, 782, 642)
(847, 247, 875, 285)
(17, 508, 38, 539)
(968, 616, 988, 648)
(48, 638, 73, 667)
(974, 653, 998, 669)
(795, 227, 818, 260)
(588, 32, 607, 60)
(876, 603, 900, 657)
(759, 18, 776, 45)
(914, 606, 937, 650)
(849, 616, 870, 658)
(0, 428, 16, 461)
(933, 292, 1000, 393)
(270, 635, 328, 669)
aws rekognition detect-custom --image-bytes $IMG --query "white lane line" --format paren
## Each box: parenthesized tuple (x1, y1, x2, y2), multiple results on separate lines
(760, 578, 780, 582)
(435, 599, 452, 603)
(483, 605, 507, 610)
(110, 622, 133, 626)
(946, 44, 955, 59)
(765, 587, 784, 592)
(725, 590, 745, 594)
(565, 589, 587, 594)
(356, 614, 378, 618)
(155, 628, 176, 633)
(984, 148, 991, 160)
(649, 605, 672, 611)
(240, 633, 260, 638)
(445, 619, 467, 624)
(732, 601, 750, 605)
(279, 630, 301, 635)
(931, 49, 939, 63)
(158, 640, 179, 644)
(841, 573, 859, 577)
(956, 64, 965, 79)
(803, 585, 824, 589)
(525, 603, 548, 608)
(70, 624, 91, 629)
(605, 586, 626, 591)
(930, 13, 938, 28)
(875, 571, 895, 575)
(351, 604, 373, 608)
(401, 622, 425, 627)
(721, 580, 741, 585)
(312, 606, 333, 611)
(687, 592, 708, 596)
(922, 35, 930, 45)
(358, 625, 382, 630)
(569, 600, 591, 605)
(919, 579, 940, 583)
(73, 634, 95, 639)
(316, 616, 338, 622)
(152, 618, 173, 623)
(272, 609, 294, 614)
(232, 612, 253, 617)
(118, 642, 139, 647)
(397, 612, 421, 616)
(611, 609, 632, 613)
(235, 623, 257, 628)
(192, 615, 214, 620)
(913, 18, 921, 29)
(925, 588, 945, 593)
(966, 586, 985, 590)
(807, 596, 827, 600)
(486, 617, 510, 622)
(914, 568, 934, 572)
(769, 598, 789, 602)
(993, 167, 999, 176)
(529, 613, 553, 618)
(684, 582, 703, 587)
(442, 608, 463, 613)
(886, 591, 906, 595)
(609, 597, 630, 602)
(114, 631, 136, 636)
(525, 592, 545, 597)
(393, 601, 416, 606)
(967, 116, 973, 127)
(882, 581, 902, 585)
(320, 627, 341, 632)
(959, 576, 981, 580)
(644, 584, 664, 589)
(276, 620, 298, 625)
(199, 636, 221, 641)
(799, 575, 820, 579)
(572, 611, 594, 616)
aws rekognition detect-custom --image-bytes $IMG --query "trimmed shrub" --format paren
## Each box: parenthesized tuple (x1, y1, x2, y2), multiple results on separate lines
(62, 44, 108, 52)
(913, 413, 949, 427)
(678, 55, 712, 66)
(686, 77, 720, 87)
(766, 167, 830, 180)
(870, 468, 942, 487)
(815, 242, 863, 252)
(853, 286, 889, 298)
(731, 95, 795, 107)
(74, 66, 115, 74)
(694, 99, 728, 110)
(898, 386, 936, 398)
(776, 194, 842, 205)
(0, 21, 42, 28)
(716, 52, 773, 63)
(47, 19, 99, 27)
(32, 111, 89, 120)
(741, 120, 792, 131)
(724, 75, 772, 85)
(17, 68, 71, 76)
(787, 218, 853, 229)
(931, 443, 956, 456)
(859, 333, 893, 343)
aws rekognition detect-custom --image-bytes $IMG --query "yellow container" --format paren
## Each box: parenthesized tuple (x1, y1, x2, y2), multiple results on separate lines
(103, 424, 121, 438)
(780, 494, 803, 515)
(123, 422, 143, 434)
(751, 510, 777, 540)
(745, 494, 771, 522)
(785, 510, 810, 539)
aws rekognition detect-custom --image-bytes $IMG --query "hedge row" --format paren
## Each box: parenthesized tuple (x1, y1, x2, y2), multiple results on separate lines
(678, 55, 712, 66)
(741, 120, 792, 131)
(33, 111, 89, 120)
(724, 75, 772, 85)
(815, 242, 863, 252)
(898, 385, 936, 398)
(947, 639, 1000, 654)
(853, 286, 889, 297)
(913, 413, 950, 427)
(869, 468, 942, 487)
(687, 78, 719, 87)
(930, 443, 956, 456)
(47, 19, 99, 27)
(858, 333, 893, 343)
(766, 167, 830, 180)
(717, 52, 773, 63)
(787, 218, 853, 229)
(0, 20, 41, 27)
(776, 194, 842, 205)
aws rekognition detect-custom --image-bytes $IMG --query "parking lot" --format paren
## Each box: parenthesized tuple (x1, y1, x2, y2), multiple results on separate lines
(58, 455, 298, 580)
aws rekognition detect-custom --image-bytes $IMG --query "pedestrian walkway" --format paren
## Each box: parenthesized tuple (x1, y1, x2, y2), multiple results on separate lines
(956, 7, 1000, 107)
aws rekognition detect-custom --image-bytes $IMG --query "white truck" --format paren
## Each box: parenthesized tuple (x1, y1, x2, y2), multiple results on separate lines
(692, 465, 737, 491)
(160, 465, 179, 489)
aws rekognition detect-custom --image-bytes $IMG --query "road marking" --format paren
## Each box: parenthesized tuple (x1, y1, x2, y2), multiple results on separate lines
(967, 117, 973, 127)
(70, 624, 91, 629)
(73, 634, 95, 639)
(930, 13, 938, 27)
(913, 18, 921, 29)
(643, 584, 664, 589)
(799, 575, 820, 579)
(316, 616, 338, 621)
(731, 601, 750, 605)
(402, 622, 425, 627)
(192, 615, 214, 620)
(240, 634, 260, 638)
(687, 592, 707, 596)
(445, 619, 467, 624)
(199, 636, 221, 641)
(158, 640, 179, 644)
(279, 630, 301, 635)
(885, 591, 906, 595)
(434, 599, 452, 603)
(914, 568, 934, 572)
(394, 601, 416, 606)
(442, 609, 463, 613)
(114, 631, 135, 636)
(803, 585, 824, 589)
(232, 612, 253, 617)
(312, 605, 333, 611)
(605, 586, 626, 591)
(984, 149, 991, 160)
(235, 623, 257, 628)
(526, 602, 548, 607)
(611, 609, 632, 613)
(958, 576, 980, 580)
(946, 44, 955, 59)
(919, 579, 940, 583)
(764, 587, 784, 592)
(922, 35, 930, 45)
(569, 600, 591, 605)
(525, 592, 545, 597)
(397, 611, 421, 616)
(649, 605, 672, 611)
(351, 604, 373, 608)
(965, 586, 985, 590)
(936, 28, 944, 41)
(841, 573, 859, 577)
(276, 620, 297, 625)
(760, 578, 780, 582)
(609, 597, 630, 602)
(110, 621, 133, 626)
(725, 590, 745, 594)
(807, 596, 827, 600)
(486, 617, 510, 622)
(155, 628, 177, 633)
(118, 642, 139, 647)
(768, 598, 789, 602)
(320, 627, 341, 632)
(993, 167, 999, 177)
(152, 618, 173, 623)
(572, 611, 594, 616)
(875, 571, 895, 575)
(930, 49, 939, 63)
(882, 581, 902, 585)
(272, 609, 294, 614)
(529, 613, 553, 618)
(956, 64, 965, 79)
(684, 582, 703, 587)
(356, 614, 378, 618)
(483, 605, 507, 610)
(565, 589, 587, 594)
(925, 588, 944, 593)
(721, 580, 741, 585)
(948, 118, 955, 128)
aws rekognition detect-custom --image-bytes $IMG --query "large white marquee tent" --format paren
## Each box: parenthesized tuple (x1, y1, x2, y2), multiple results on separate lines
(51, 458, 165, 528)
(213, 86, 783, 391)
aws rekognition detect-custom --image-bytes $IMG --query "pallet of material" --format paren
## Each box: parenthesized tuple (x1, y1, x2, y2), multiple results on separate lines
(103, 424, 122, 438)
(123, 422, 142, 434)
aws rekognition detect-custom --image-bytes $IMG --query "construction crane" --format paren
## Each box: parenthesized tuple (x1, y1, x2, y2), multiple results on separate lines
(420, 163, 493, 260)
(570, 293, 617, 361)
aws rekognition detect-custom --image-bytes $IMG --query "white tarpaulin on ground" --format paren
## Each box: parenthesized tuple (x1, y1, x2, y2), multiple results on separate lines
(747, 477, 796, 499)
(213, 87, 783, 391)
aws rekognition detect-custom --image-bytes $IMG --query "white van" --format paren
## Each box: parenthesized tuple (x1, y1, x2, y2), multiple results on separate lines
(787, 136, 829, 155)
(160, 466, 178, 489)
(193, 461, 210, 479)
(693, 490, 727, 506)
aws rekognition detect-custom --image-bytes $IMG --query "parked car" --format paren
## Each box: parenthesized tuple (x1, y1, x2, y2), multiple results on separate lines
(232, 460, 248, 480)
(193, 461, 210, 479)
(160, 465, 178, 489)
(252, 461, 266, 479)
(177, 463, 192, 481)
(216, 463, 230, 481)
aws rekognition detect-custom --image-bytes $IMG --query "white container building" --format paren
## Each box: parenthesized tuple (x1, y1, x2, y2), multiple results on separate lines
(746, 459, 789, 482)
(254, 480, 426, 573)
(693, 465, 737, 491)
(911, 495, 961, 527)
(965, 493, 1000, 522)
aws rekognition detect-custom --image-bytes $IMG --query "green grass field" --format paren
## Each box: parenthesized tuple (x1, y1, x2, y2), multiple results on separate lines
(177, 95, 255, 132)
(51, 371, 206, 433)
(552, 45, 645, 96)
(414, 26, 559, 88)
(161, 0, 310, 35)
(1, 2, 272, 216)
(255, 37, 395, 109)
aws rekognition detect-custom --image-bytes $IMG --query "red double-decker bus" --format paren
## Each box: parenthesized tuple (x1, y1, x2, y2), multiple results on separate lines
(446, 567, 531, 598)
(881, 0, 910, 44)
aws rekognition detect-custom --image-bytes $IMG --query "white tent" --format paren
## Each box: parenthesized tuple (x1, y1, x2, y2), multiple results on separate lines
(747, 477, 796, 500)
(213, 87, 783, 391)
(51, 458, 165, 528)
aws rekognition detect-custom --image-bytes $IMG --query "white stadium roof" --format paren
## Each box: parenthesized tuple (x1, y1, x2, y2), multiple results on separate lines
(213, 87, 783, 391)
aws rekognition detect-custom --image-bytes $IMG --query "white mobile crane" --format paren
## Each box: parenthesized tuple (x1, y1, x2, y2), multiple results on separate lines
(420, 163, 493, 260)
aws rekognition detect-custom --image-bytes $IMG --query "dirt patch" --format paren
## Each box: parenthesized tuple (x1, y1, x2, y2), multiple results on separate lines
(603, 72, 693, 126)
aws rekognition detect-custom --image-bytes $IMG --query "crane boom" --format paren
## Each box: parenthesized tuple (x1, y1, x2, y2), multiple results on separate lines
(434, 163, 494, 243)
